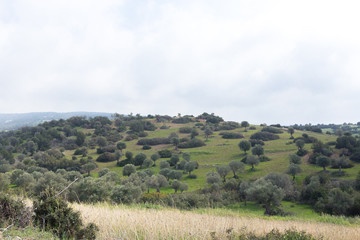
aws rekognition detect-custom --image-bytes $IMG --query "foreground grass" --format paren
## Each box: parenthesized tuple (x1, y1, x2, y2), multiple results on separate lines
(72, 203, 360, 240)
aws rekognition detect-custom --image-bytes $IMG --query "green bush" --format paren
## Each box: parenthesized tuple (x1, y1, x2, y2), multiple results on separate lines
(158, 149, 172, 158)
(250, 132, 280, 141)
(219, 132, 244, 139)
(0, 194, 31, 227)
(261, 126, 283, 134)
(33, 189, 98, 239)
(179, 127, 192, 133)
(96, 152, 115, 162)
(178, 139, 205, 148)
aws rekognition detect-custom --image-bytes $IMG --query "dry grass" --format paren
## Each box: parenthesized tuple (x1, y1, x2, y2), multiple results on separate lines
(73, 203, 360, 240)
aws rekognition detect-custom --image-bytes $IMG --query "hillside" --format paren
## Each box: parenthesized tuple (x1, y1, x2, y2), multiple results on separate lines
(1, 113, 360, 239)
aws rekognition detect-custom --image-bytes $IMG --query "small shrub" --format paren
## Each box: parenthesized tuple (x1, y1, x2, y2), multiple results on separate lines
(187, 174, 197, 179)
(142, 145, 152, 150)
(33, 189, 98, 239)
(0, 194, 31, 227)
(138, 132, 148, 137)
(297, 149, 308, 156)
(125, 134, 138, 141)
(259, 156, 271, 162)
(249, 126, 256, 130)
(179, 127, 192, 133)
(158, 149, 172, 158)
(96, 152, 115, 162)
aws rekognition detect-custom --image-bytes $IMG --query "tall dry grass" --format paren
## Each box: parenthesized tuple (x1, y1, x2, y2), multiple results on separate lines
(72, 203, 360, 240)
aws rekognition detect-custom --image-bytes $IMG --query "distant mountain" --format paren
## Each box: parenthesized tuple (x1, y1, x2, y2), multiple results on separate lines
(0, 112, 113, 131)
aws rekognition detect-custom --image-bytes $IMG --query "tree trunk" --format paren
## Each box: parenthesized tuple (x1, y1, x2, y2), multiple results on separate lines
(264, 202, 271, 215)
(339, 165, 342, 173)
(292, 175, 295, 181)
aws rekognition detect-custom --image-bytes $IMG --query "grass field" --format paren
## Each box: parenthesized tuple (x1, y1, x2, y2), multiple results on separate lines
(72, 202, 360, 240)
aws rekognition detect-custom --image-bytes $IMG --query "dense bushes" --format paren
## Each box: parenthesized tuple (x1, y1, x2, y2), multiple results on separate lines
(250, 132, 280, 141)
(219, 132, 244, 139)
(261, 126, 283, 134)
(178, 139, 205, 148)
(217, 121, 239, 130)
(179, 127, 192, 133)
(158, 149, 172, 158)
(137, 138, 170, 146)
(172, 117, 192, 124)
(96, 152, 115, 162)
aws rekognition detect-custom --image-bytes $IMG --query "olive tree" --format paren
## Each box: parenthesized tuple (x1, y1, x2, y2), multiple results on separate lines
(289, 154, 302, 165)
(287, 164, 302, 181)
(228, 160, 245, 178)
(216, 165, 231, 182)
(184, 161, 197, 175)
(246, 155, 259, 170)
(316, 155, 330, 171)
(246, 179, 285, 215)
(251, 144, 264, 157)
(288, 127, 295, 139)
(238, 140, 251, 154)
(122, 164, 136, 177)
(241, 121, 249, 131)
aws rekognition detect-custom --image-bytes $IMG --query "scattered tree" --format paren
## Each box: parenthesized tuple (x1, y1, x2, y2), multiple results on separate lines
(228, 160, 245, 178)
(122, 164, 136, 177)
(246, 155, 259, 170)
(216, 165, 231, 182)
(238, 140, 251, 154)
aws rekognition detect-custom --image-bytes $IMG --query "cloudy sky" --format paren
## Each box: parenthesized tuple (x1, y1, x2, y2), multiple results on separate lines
(1, 0, 360, 125)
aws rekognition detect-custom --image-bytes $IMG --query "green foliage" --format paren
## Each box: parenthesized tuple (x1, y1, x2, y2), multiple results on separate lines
(289, 154, 302, 164)
(246, 178, 285, 215)
(123, 164, 136, 177)
(316, 155, 331, 171)
(134, 153, 147, 166)
(261, 126, 283, 134)
(219, 132, 244, 139)
(178, 139, 205, 148)
(252, 144, 264, 157)
(96, 152, 115, 162)
(238, 140, 251, 154)
(216, 165, 231, 182)
(111, 183, 142, 204)
(250, 132, 280, 141)
(0, 194, 31, 227)
(158, 149, 172, 158)
(246, 155, 259, 170)
(33, 189, 98, 239)
(179, 127, 192, 133)
(228, 160, 245, 178)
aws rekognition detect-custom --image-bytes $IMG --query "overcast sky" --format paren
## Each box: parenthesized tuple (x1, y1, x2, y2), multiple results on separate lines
(1, 0, 360, 125)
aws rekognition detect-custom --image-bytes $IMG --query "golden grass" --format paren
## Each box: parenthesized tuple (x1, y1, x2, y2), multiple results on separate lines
(73, 203, 360, 240)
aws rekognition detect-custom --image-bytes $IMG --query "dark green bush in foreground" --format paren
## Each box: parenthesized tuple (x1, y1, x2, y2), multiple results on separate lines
(33, 189, 98, 239)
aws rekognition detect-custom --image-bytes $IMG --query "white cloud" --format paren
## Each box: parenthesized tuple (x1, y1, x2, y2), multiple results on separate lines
(0, 0, 360, 124)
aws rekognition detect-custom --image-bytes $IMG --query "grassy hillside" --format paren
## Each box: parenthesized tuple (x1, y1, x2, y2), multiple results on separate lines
(77, 120, 353, 193)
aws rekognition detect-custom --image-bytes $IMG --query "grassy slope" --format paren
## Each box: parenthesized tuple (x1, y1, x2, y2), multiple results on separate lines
(71, 120, 360, 193)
